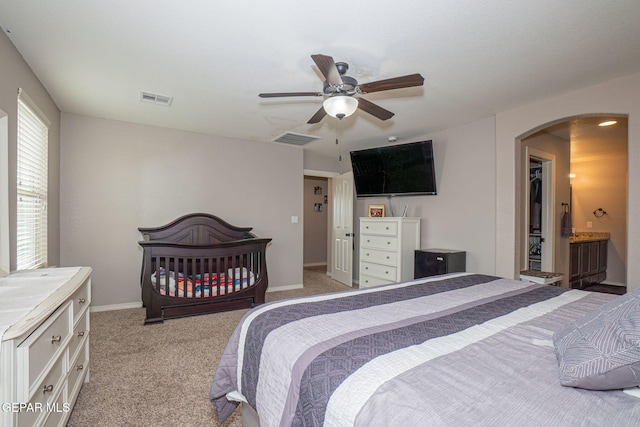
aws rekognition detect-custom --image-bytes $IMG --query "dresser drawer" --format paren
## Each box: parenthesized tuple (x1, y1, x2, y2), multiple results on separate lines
(360, 261, 397, 281)
(361, 235, 398, 250)
(68, 310, 89, 363)
(16, 353, 65, 427)
(361, 248, 397, 266)
(361, 220, 398, 236)
(359, 274, 394, 288)
(68, 341, 89, 401)
(70, 278, 91, 324)
(41, 387, 69, 427)
(17, 302, 72, 401)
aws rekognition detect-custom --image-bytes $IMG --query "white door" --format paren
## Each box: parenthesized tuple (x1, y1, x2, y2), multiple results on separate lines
(331, 171, 354, 286)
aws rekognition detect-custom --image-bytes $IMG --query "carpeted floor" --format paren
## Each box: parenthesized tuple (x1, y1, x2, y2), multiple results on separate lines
(67, 266, 349, 427)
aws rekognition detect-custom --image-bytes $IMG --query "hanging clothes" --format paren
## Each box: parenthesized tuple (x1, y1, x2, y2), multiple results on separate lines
(530, 175, 542, 233)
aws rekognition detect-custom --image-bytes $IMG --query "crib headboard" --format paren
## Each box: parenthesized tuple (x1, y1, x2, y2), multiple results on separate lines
(138, 213, 255, 244)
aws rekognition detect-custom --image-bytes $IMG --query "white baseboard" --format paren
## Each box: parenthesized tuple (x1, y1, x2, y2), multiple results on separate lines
(303, 262, 327, 267)
(91, 301, 143, 313)
(266, 283, 304, 293)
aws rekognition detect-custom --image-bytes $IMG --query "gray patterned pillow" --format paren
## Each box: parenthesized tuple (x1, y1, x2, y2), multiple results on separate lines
(553, 289, 640, 390)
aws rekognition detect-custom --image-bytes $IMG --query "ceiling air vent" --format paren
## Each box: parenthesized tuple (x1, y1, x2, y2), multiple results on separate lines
(140, 91, 173, 106)
(272, 132, 321, 146)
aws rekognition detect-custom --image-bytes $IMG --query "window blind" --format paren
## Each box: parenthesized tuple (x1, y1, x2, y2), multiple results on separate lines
(16, 93, 49, 270)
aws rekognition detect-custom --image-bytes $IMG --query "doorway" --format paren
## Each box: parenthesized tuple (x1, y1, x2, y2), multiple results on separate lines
(302, 169, 354, 288)
(303, 176, 329, 268)
(524, 149, 555, 272)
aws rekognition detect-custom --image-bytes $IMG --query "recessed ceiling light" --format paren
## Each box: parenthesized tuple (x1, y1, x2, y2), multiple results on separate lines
(598, 120, 617, 127)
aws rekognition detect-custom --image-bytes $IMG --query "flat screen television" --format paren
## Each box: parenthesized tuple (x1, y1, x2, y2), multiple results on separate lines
(350, 140, 437, 197)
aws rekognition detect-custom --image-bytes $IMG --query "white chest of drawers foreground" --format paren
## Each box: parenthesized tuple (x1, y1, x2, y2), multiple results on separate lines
(359, 217, 420, 288)
(0, 266, 92, 427)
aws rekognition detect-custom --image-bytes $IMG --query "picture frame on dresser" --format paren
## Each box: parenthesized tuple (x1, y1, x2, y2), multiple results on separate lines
(367, 204, 385, 217)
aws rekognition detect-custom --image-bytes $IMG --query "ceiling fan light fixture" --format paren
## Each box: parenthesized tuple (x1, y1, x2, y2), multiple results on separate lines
(323, 95, 358, 120)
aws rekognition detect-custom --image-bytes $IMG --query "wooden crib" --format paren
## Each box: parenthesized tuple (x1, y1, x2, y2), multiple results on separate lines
(138, 213, 271, 324)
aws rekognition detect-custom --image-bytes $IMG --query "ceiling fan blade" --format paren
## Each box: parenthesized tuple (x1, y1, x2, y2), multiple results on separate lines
(259, 92, 323, 98)
(307, 106, 327, 124)
(357, 98, 395, 121)
(358, 73, 425, 94)
(311, 54, 343, 86)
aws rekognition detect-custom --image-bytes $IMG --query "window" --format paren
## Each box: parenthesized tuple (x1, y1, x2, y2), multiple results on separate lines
(0, 111, 9, 276)
(16, 90, 49, 270)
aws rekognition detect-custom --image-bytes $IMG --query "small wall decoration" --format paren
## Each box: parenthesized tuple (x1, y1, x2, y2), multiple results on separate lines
(314, 186, 322, 195)
(324, 195, 328, 204)
(368, 204, 385, 217)
(314, 203, 323, 212)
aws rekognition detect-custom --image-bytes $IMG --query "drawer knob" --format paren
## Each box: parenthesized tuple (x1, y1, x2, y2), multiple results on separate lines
(366, 253, 370, 256)
(365, 266, 369, 270)
(387, 241, 391, 245)
(386, 256, 390, 259)
(43, 384, 54, 394)
(51, 335, 62, 344)
(386, 227, 389, 230)
(78, 331, 85, 338)
(77, 364, 84, 371)
(79, 298, 86, 304)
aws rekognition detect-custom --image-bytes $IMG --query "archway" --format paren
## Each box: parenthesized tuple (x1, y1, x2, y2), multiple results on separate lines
(517, 115, 628, 289)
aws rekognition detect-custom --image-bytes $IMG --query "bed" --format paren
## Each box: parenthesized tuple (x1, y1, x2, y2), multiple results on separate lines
(210, 272, 640, 426)
(138, 213, 271, 325)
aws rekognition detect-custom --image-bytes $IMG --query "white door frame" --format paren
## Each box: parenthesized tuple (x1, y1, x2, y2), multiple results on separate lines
(524, 147, 556, 272)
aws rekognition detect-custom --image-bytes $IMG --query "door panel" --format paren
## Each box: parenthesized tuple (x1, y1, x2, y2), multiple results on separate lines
(331, 172, 353, 286)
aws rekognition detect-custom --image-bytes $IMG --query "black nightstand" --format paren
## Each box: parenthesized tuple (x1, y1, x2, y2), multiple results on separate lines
(415, 249, 466, 279)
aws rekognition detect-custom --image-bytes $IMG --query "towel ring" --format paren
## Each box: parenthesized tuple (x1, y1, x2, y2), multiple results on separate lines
(593, 208, 607, 218)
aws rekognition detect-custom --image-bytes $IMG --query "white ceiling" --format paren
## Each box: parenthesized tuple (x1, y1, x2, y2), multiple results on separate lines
(1, 0, 639, 157)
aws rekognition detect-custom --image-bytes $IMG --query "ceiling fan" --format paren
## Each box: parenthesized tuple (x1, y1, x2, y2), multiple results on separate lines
(259, 54, 425, 124)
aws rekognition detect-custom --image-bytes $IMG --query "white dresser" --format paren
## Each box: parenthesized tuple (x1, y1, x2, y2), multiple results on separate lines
(0, 267, 92, 427)
(359, 217, 420, 288)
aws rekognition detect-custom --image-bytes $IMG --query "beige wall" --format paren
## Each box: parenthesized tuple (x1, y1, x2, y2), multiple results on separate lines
(303, 150, 341, 174)
(350, 117, 497, 279)
(60, 113, 304, 307)
(0, 30, 61, 271)
(496, 72, 640, 291)
(303, 177, 328, 266)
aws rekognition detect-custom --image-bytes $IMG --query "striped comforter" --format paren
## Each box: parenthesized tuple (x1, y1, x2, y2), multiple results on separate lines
(210, 273, 640, 426)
